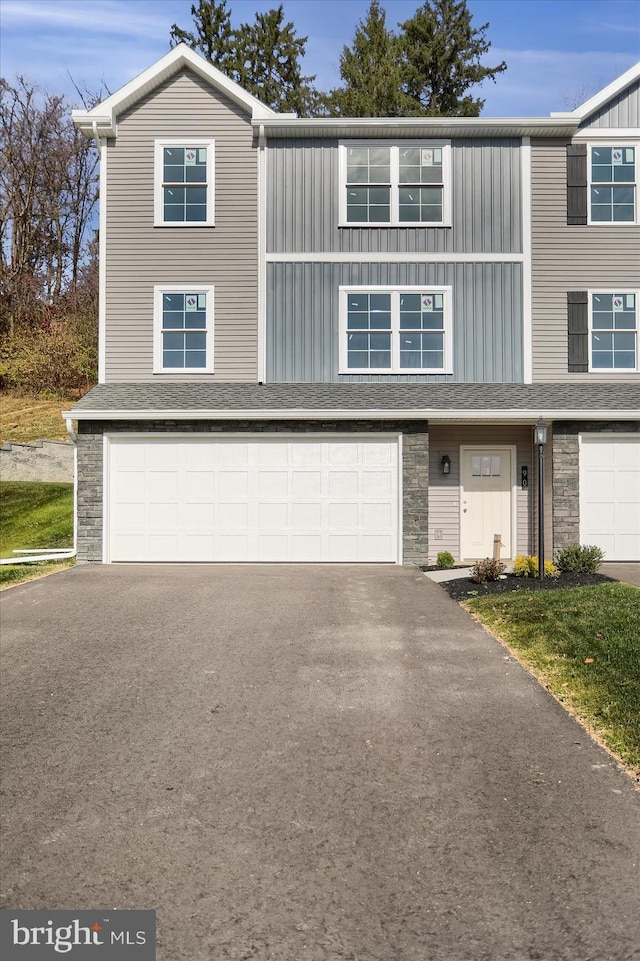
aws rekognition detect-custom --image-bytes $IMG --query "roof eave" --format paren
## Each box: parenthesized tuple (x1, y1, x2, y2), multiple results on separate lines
(251, 116, 580, 139)
(63, 408, 639, 422)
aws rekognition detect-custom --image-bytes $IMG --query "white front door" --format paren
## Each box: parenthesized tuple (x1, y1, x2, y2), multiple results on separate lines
(460, 447, 514, 560)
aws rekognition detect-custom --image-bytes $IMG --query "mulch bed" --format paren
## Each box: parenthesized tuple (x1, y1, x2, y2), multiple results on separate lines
(419, 569, 616, 602)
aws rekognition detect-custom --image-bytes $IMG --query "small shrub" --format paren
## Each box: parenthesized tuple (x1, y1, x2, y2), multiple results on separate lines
(471, 557, 506, 583)
(513, 554, 536, 577)
(513, 554, 560, 578)
(436, 550, 455, 569)
(555, 543, 605, 574)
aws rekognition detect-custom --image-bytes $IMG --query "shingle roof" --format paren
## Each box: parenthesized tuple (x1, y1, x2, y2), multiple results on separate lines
(66, 382, 640, 420)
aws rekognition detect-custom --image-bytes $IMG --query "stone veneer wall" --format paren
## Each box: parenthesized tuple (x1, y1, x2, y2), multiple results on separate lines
(77, 420, 429, 565)
(552, 420, 640, 552)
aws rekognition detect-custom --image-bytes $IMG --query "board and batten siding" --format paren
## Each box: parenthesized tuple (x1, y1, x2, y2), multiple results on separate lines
(266, 138, 522, 254)
(578, 79, 640, 129)
(267, 262, 522, 382)
(531, 138, 640, 383)
(105, 70, 258, 383)
(428, 426, 533, 562)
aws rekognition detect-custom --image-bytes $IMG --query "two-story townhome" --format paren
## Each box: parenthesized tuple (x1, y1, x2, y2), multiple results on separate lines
(66, 45, 639, 566)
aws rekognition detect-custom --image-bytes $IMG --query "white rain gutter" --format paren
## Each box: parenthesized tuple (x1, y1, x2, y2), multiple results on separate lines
(0, 419, 77, 565)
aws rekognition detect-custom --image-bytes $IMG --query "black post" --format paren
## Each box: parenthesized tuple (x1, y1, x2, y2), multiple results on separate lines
(538, 440, 545, 581)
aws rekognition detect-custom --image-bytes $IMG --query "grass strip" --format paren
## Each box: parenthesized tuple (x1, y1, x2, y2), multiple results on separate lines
(0, 481, 74, 588)
(466, 584, 640, 776)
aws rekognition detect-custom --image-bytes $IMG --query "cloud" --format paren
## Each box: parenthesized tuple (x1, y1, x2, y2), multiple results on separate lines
(0, 0, 168, 38)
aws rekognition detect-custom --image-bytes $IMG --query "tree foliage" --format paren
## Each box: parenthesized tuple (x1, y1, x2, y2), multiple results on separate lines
(325, 0, 411, 117)
(170, 0, 320, 115)
(326, 0, 506, 117)
(0, 77, 99, 393)
(400, 0, 507, 117)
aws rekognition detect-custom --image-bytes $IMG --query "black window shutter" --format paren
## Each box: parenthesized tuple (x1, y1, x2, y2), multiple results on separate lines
(568, 291, 588, 372)
(567, 144, 587, 225)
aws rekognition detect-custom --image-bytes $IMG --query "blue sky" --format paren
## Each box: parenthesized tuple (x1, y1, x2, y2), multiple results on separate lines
(1, 0, 639, 114)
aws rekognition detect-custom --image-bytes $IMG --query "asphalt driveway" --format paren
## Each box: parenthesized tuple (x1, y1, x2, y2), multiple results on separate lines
(1, 565, 639, 961)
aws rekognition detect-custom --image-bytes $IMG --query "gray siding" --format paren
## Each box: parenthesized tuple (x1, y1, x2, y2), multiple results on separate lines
(531, 138, 640, 383)
(267, 262, 522, 382)
(105, 70, 258, 383)
(578, 79, 640, 129)
(428, 425, 533, 561)
(266, 138, 522, 254)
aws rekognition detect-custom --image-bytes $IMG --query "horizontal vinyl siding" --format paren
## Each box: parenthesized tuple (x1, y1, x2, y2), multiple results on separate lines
(428, 426, 533, 562)
(267, 262, 522, 382)
(531, 138, 640, 383)
(105, 70, 258, 383)
(579, 80, 640, 129)
(267, 138, 522, 254)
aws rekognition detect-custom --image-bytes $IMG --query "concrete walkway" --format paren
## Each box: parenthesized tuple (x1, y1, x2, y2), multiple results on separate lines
(1, 565, 638, 961)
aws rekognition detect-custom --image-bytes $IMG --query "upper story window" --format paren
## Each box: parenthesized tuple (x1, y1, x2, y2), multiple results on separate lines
(589, 145, 636, 223)
(153, 286, 215, 373)
(154, 140, 215, 226)
(339, 286, 453, 374)
(339, 143, 451, 227)
(590, 291, 638, 371)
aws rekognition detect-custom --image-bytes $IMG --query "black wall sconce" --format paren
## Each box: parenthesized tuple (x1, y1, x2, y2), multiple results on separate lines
(440, 454, 451, 475)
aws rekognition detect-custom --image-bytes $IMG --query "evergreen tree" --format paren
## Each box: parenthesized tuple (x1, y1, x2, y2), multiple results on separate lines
(170, 0, 236, 75)
(169, 1, 320, 117)
(235, 6, 319, 116)
(325, 1, 410, 117)
(399, 0, 507, 117)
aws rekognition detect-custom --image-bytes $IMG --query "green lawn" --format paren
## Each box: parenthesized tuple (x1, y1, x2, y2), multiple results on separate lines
(466, 584, 640, 777)
(0, 482, 75, 588)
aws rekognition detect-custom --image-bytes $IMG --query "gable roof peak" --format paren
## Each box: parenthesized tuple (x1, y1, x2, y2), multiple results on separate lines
(72, 42, 277, 136)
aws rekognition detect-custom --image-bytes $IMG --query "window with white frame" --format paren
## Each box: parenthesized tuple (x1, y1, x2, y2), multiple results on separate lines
(339, 143, 451, 226)
(589, 291, 638, 371)
(340, 286, 453, 374)
(153, 286, 215, 373)
(154, 140, 215, 226)
(589, 145, 636, 223)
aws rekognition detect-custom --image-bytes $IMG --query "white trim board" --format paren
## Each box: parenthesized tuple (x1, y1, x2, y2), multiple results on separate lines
(64, 408, 640, 423)
(521, 137, 533, 385)
(265, 252, 524, 263)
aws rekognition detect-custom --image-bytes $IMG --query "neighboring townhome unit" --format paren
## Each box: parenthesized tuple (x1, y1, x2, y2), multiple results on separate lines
(67, 46, 640, 566)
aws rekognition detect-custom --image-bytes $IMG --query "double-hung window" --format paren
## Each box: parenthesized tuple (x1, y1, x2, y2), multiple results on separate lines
(589, 291, 638, 371)
(589, 145, 636, 223)
(340, 143, 451, 226)
(154, 140, 215, 226)
(340, 286, 453, 374)
(153, 286, 215, 373)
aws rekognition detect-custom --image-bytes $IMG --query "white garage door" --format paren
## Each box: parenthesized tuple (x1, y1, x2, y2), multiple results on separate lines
(107, 435, 400, 563)
(580, 435, 640, 561)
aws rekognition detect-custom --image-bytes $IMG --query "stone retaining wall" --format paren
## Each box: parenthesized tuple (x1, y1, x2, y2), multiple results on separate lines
(0, 440, 74, 483)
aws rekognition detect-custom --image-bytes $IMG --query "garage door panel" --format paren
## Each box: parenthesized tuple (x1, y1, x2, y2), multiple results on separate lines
(108, 436, 399, 563)
(218, 503, 248, 528)
(292, 472, 321, 497)
(329, 472, 358, 497)
(292, 503, 321, 528)
(329, 503, 358, 528)
(580, 436, 640, 561)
